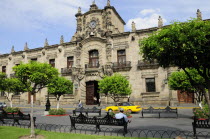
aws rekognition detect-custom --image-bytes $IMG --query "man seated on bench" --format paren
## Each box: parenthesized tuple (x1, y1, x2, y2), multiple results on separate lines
(115, 108, 130, 123)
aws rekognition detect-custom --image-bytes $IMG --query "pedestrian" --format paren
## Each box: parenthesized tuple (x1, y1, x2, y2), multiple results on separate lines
(115, 108, 130, 123)
(78, 100, 83, 108)
(93, 97, 97, 104)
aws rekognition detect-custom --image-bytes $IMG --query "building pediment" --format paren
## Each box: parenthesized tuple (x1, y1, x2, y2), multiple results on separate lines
(81, 37, 107, 46)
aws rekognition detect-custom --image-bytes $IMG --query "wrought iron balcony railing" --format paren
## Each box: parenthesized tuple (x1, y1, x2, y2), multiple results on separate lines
(85, 63, 100, 69)
(10, 73, 16, 78)
(112, 61, 131, 72)
(61, 67, 73, 76)
(137, 60, 159, 70)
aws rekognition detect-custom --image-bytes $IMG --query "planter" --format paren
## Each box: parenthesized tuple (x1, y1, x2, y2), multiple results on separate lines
(128, 116, 132, 118)
(7, 113, 18, 114)
(198, 118, 208, 120)
(46, 114, 69, 117)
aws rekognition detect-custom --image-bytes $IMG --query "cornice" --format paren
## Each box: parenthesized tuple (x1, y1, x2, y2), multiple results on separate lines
(81, 37, 107, 46)
(0, 54, 9, 58)
(105, 6, 126, 25)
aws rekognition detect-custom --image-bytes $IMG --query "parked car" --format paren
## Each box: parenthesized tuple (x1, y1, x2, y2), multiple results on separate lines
(105, 102, 142, 113)
(0, 102, 7, 109)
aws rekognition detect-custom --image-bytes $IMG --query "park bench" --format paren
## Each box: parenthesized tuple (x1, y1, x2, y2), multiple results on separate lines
(69, 113, 128, 134)
(192, 116, 210, 137)
(73, 107, 101, 117)
(141, 106, 178, 118)
(0, 110, 36, 126)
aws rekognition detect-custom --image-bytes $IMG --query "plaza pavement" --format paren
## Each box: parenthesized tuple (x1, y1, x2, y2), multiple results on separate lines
(12, 104, 210, 133)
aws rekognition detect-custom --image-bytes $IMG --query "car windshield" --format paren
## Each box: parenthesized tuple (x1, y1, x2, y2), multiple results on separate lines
(122, 102, 134, 106)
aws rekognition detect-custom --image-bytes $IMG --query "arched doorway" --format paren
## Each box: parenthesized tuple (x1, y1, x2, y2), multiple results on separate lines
(86, 81, 100, 105)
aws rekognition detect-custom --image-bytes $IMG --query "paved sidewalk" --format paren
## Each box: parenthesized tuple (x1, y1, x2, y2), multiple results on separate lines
(13, 103, 200, 110)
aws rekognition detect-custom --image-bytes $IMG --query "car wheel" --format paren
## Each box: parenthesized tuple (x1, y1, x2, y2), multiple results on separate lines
(108, 109, 113, 112)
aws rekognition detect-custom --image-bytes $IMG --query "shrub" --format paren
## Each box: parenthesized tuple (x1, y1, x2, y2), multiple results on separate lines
(4, 107, 20, 113)
(49, 108, 66, 115)
(203, 103, 209, 116)
(193, 108, 209, 119)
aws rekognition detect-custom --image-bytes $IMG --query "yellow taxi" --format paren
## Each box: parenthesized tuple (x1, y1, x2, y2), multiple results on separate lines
(105, 102, 142, 112)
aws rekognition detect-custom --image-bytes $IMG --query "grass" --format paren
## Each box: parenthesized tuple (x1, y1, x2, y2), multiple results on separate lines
(0, 126, 165, 139)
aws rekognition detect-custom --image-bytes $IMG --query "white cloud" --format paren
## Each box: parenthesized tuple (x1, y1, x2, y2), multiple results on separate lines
(0, 0, 99, 31)
(140, 9, 160, 16)
(126, 9, 166, 30)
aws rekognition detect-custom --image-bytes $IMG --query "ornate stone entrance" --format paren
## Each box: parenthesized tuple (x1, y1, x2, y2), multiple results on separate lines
(86, 81, 99, 105)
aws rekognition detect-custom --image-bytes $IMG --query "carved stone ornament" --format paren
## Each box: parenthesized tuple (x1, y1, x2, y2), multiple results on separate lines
(42, 50, 45, 55)
(8, 56, 12, 61)
(58, 46, 62, 53)
(22, 54, 25, 59)
(77, 69, 85, 80)
(104, 64, 113, 76)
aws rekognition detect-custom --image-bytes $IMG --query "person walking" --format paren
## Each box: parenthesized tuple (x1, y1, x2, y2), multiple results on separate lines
(78, 100, 83, 108)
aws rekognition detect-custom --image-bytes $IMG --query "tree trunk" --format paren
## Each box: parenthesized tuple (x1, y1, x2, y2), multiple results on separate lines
(10, 100, 13, 108)
(56, 97, 60, 110)
(207, 89, 210, 116)
(30, 94, 35, 138)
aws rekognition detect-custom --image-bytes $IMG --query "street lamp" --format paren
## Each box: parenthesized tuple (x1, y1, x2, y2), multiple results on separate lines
(45, 92, 51, 111)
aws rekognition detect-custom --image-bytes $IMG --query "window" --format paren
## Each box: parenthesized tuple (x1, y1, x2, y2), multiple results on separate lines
(117, 50, 126, 65)
(2, 66, 6, 73)
(146, 78, 156, 92)
(89, 50, 99, 68)
(31, 58, 37, 61)
(49, 59, 55, 67)
(67, 56, 74, 68)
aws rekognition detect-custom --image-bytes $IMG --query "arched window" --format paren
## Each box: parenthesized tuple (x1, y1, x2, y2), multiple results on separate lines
(89, 50, 99, 68)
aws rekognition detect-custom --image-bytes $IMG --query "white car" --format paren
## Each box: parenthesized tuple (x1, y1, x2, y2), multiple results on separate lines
(0, 102, 7, 109)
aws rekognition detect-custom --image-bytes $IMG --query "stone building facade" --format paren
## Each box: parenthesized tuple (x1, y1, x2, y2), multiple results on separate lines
(0, 1, 198, 106)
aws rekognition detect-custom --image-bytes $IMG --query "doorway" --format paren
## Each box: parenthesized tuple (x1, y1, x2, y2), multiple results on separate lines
(177, 90, 194, 103)
(86, 81, 100, 105)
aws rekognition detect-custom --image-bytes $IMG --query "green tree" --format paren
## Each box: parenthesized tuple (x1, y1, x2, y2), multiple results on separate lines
(0, 72, 7, 98)
(48, 76, 73, 109)
(4, 78, 26, 107)
(140, 19, 210, 114)
(98, 74, 132, 102)
(13, 61, 58, 138)
(168, 69, 205, 107)
(0, 72, 25, 107)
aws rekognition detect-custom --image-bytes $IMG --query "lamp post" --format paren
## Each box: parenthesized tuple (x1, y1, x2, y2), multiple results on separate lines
(45, 92, 51, 111)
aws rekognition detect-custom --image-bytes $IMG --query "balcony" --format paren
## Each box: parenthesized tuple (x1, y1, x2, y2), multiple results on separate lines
(10, 73, 16, 78)
(61, 67, 72, 76)
(137, 60, 159, 70)
(85, 63, 100, 68)
(112, 61, 132, 72)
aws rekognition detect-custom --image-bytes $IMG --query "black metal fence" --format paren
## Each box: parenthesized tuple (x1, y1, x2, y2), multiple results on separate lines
(1, 121, 210, 139)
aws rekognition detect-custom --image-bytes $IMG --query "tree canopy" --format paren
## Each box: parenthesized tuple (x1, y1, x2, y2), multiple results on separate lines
(48, 76, 73, 109)
(168, 69, 205, 104)
(13, 61, 59, 94)
(0, 72, 7, 92)
(98, 74, 131, 101)
(169, 69, 204, 92)
(140, 19, 210, 70)
(140, 18, 210, 114)
(12, 61, 59, 137)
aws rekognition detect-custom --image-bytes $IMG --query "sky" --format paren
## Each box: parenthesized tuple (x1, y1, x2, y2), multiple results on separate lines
(0, 0, 210, 54)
